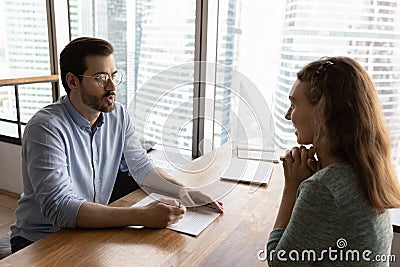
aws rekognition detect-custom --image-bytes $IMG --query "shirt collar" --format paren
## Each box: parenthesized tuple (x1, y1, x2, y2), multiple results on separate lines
(61, 95, 104, 130)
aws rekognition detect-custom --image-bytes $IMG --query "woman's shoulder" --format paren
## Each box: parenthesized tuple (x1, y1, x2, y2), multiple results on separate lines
(307, 163, 356, 189)
(302, 163, 376, 212)
(300, 163, 363, 204)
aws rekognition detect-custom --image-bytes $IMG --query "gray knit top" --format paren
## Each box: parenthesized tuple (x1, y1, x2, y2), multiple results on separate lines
(267, 163, 393, 266)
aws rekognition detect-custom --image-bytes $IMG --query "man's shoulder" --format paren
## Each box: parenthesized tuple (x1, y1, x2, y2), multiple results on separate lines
(26, 101, 67, 129)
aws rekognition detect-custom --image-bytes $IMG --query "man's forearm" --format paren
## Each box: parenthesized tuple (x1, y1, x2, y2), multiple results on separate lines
(76, 197, 186, 229)
(76, 201, 145, 228)
(142, 168, 185, 196)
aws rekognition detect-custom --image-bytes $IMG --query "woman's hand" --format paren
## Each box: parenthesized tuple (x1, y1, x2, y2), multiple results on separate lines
(280, 146, 317, 192)
(306, 146, 321, 173)
(273, 146, 319, 229)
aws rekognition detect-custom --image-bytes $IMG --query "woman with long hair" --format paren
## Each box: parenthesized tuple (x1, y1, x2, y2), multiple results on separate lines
(267, 56, 400, 266)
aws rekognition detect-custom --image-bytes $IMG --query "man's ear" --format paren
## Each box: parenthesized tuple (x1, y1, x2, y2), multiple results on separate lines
(66, 72, 80, 92)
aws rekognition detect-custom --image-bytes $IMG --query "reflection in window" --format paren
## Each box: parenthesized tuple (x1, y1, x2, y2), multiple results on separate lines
(210, 1, 400, 180)
(69, 0, 196, 151)
(274, 0, 400, 177)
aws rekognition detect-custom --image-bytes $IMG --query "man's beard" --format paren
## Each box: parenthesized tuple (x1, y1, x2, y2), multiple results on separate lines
(81, 90, 115, 113)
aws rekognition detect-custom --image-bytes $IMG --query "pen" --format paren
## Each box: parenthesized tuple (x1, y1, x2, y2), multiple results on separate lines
(159, 198, 183, 208)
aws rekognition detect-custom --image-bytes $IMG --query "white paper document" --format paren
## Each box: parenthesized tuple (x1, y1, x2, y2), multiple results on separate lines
(220, 157, 274, 185)
(132, 193, 221, 236)
(236, 145, 280, 163)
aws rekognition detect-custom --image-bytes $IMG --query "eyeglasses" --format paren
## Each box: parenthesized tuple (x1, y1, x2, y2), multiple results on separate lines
(315, 60, 335, 78)
(79, 72, 123, 88)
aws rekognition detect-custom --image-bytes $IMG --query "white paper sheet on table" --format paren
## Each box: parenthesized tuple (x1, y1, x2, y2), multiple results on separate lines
(236, 145, 280, 163)
(131, 193, 221, 236)
(220, 158, 274, 185)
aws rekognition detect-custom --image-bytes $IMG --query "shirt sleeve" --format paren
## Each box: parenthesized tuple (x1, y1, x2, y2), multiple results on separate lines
(122, 109, 156, 185)
(266, 179, 340, 266)
(23, 123, 85, 229)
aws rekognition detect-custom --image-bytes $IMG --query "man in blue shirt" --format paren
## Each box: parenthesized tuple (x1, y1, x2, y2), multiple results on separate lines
(10, 37, 223, 253)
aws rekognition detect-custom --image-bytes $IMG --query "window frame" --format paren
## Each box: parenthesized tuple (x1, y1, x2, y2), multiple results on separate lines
(0, 0, 60, 145)
(192, 0, 208, 158)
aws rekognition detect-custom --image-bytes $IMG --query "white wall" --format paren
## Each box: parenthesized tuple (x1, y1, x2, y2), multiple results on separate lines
(0, 141, 23, 194)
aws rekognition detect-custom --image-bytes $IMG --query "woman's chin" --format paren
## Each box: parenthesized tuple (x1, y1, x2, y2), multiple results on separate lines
(296, 136, 312, 145)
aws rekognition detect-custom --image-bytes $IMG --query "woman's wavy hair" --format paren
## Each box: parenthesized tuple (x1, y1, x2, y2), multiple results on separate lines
(297, 56, 400, 212)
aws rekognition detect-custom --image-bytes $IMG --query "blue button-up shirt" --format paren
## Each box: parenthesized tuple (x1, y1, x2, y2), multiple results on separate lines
(11, 95, 155, 242)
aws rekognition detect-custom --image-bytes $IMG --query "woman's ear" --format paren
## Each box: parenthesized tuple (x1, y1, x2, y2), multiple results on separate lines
(66, 72, 80, 92)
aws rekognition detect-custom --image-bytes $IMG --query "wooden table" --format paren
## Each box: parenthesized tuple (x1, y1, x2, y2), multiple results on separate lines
(0, 145, 284, 267)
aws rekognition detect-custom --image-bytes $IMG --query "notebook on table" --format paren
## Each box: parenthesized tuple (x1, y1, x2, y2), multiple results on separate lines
(236, 145, 280, 163)
(220, 157, 274, 185)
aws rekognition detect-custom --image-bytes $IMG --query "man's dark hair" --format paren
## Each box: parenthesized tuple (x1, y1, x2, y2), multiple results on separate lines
(60, 37, 114, 96)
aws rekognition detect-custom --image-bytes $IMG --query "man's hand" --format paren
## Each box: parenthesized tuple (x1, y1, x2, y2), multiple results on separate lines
(140, 198, 186, 228)
(143, 168, 224, 213)
(178, 188, 224, 213)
